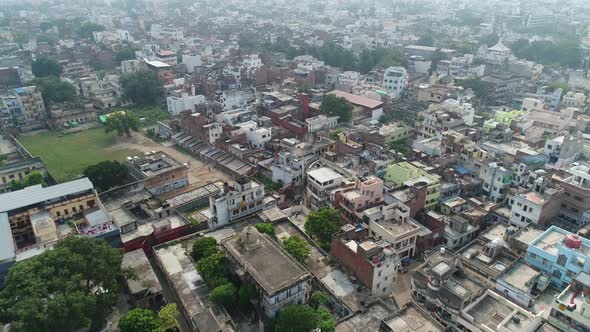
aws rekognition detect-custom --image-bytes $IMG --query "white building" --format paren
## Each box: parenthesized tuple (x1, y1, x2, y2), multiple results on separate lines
(209, 180, 266, 228)
(480, 162, 512, 203)
(92, 30, 132, 44)
(233, 121, 272, 149)
(166, 93, 205, 116)
(271, 152, 315, 186)
(364, 202, 419, 259)
(150, 24, 183, 40)
(476, 40, 511, 65)
(306, 167, 344, 210)
(182, 54, 202, 74)
(383, 66, 408, 99)
(306, 114, 339, 133)
(521, 98, 545, 112)
(242, 54, 262, 70)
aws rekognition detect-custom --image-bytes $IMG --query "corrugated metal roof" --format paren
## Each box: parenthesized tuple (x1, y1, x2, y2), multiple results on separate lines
(0, 212, 15, 262)
(328, 90, 384, 109)
(0, 178, 94, 213)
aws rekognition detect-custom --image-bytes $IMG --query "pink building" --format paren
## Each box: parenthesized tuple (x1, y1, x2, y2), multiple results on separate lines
(334, 176, 384, 224)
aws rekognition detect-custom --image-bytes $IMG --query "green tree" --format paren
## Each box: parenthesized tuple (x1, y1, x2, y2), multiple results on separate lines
(104, 112, 140, 137)
(283, 236, 310, 263)
(191, 237, 218, 261)
(238, 283, 258, 308)
(26, 76, 75, 106)
(83, 160, 129, 192)
(304, 207, 340, 251)
(416, 35, 435, 47)
(196, 252, 230, 288)
(31, 56, 63, 77)
(118, 308, 160, 332)
(10, 171, 46, 191)
(121, 71, 164, 105)
(456, 78, 493, 104)
(116, 47, 137, 63)
(209, 283, 238, 307)
(255, 223, 275, 236)
(320, 94, 353, 123)
(156, 303, 180, 332)
(275, 304, 319, 332)
(316, 306, 336, 332)
(308, 291, 330, 309)
(78, 22, 105, 39)
(0, 237, 123, 332)
(549, 81, 572, 94)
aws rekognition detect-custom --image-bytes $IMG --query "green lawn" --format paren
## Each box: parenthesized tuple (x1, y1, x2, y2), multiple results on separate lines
(19, 128, 141, 182)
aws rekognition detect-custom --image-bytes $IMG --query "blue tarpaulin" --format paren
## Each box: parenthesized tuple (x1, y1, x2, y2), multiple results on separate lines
(453, 164, 470, 175)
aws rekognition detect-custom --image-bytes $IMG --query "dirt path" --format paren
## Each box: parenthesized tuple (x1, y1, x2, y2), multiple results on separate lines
(108, 132, 230, 188)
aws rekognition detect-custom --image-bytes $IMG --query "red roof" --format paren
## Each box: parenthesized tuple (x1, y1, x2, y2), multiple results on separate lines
(328, 90, 384, 109)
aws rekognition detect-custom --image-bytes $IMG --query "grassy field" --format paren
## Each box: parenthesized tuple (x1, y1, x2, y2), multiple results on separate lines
(19, 128, 141, 182)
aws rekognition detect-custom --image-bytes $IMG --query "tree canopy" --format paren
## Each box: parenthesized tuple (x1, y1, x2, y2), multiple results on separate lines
(31, 56, 63, 77)
(118, 309, 160, 332)
(196, 252, 230, 288)
(10, 171, 46, 191)
(156, 303, 180, 332)
(275, 304, 319, 332)
(78, 22, 105, 39)
(308, 291, 330, 310)
(511, 38, 582, 68)
(104, 112, 141, 137)
(116, 47, 137, 63)
(121, 71, 164, 105)
(283, 236, 310, 263)
(320, 94, 353, 123)
(83, 160, 129, 192)
(209, 283, 238, 307)
(456, 78, 493, 104)
(26, 76, 76, 106)
(0, 237, 123, 332)
(255, 223, 275, 236)
(304, 207, 340, 251)
(191, 237, 219, 262)
(416, 35, 435, 47)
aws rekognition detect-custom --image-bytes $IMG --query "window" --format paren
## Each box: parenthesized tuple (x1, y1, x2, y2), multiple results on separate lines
(56, 211, 61, 217)
(557, 255, 567, 266)
(552, 270, 562, 279)
(64, 209, 69, 215)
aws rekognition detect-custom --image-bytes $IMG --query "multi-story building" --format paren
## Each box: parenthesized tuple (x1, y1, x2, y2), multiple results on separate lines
(0, 178, 115, 282)
(209, 179, 266, 228)
(166, 92, 206, 116)
(495, 261, 550, 309)
(0, 157, 47, 191)
(384, 161, 441, 210)
(334, 176, 384, 224)
(551, 164, 590, 228)
(507, 179, 563, 227)
(305, 114, 339, 133)
(330, 224, 398, 298)
(416, 104, 466, 140)
(526, 226, 590, 289)
(79, 75, 125, 110)
(444, 214, 479, 250)
(127, 152, 189, 195)
(222, 226, 312, 318)
(15, 86, 46, 129)
(143, 60, 174, 85)
(271, 152, 315, 187)
(154, 50, 177, 66)
(364, 202, 419, 259)
(479, 162, 512, 203)
(411, 248, 486, 328)
(305, 167, 344, 210)
(383, 67, 408, 99)
(548, 271, 590, 331)
(377, 122, 413, 145)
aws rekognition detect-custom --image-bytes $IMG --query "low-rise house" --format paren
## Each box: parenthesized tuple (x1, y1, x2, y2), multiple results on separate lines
(122, 249, 163, 309)
(495, 261, 549, 309)
(0, 157, 47, 192)
(222, 226, 312, 318)
(334, 176, 384, 224)
(456, 289, 543, 332)
(444, 214, 479, 250)
(127, 151, 189, 196)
